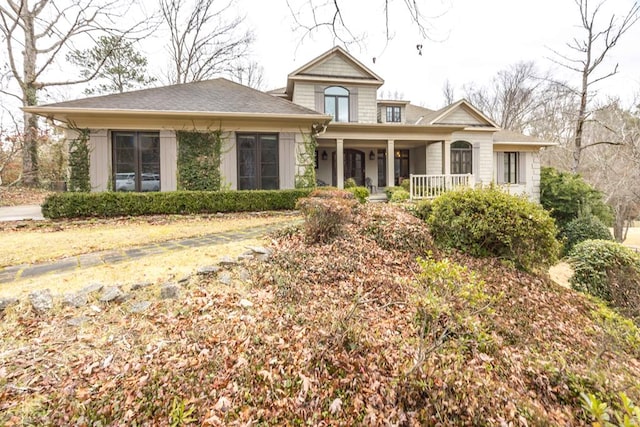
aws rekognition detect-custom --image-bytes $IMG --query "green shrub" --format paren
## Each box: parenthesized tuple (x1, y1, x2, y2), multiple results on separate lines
(41, 189, 312, 219)
(569, 240, 640, 322)
(344, 178, 357, 189)
(296, 190, 358, 243)
(400, 178, 410, 192)
(561, 215, 613, 255)
(385, 186, 404, 199)
(411, 199, 433, 221)
(540, 167, 613, 229)
(390, 189, 410, 203)
(346, 186, 369, 204)
(428, 187, 560, 272)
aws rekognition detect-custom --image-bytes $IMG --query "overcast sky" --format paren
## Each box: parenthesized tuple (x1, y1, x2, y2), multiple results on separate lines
(228, 0, 640, 109)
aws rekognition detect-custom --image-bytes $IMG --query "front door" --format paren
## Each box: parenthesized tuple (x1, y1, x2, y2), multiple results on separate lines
(332, 149, 365, 186)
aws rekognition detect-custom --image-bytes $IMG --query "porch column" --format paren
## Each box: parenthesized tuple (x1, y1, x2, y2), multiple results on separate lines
(336, 139, 344, 188)
(442, 139, 451, 174)
(387, 139, 395, 187)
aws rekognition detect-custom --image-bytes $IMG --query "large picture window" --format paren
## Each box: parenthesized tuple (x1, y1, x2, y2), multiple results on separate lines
(324, 86, 349, 122)
(112, 131, 160, 192)
(451, 141, 472, 174)
(237, 133, 279, 190)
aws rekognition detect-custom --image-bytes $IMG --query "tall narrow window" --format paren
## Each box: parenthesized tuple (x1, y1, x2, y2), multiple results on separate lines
(504, 152, 519, 184)
(451, 141, 472, 174)
(237, 133, 279, 190)
(113, 131, 160, 192)
(394, 149, 410, 185)
(324, 86, 349, 122)
(386, 106, 401, 122)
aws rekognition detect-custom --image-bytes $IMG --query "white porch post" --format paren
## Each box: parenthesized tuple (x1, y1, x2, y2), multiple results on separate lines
(442, 139, 451, 175)
(336, 138, 344, 189)
(386, 139, 395, 187)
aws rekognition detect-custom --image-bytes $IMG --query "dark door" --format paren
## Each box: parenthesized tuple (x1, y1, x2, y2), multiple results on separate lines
(332, 149, 365, 186)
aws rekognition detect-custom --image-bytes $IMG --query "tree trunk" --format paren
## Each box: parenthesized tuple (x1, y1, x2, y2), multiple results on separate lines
(21, 7, 39, 187)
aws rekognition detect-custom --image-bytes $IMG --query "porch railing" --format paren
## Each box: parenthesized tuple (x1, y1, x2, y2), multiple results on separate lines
(409, 174, 475, 200)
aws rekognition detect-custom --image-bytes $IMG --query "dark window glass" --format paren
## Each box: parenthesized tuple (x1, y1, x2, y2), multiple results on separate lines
(377, 149, 386, 187)
(451, 141, 472, 174)
(113, 131, 160, 192)
(394, 149, 410, 185)
(504, 152, 519, 184)
(386, 106, 401, 122)
(324, 86, 349, 122)
(237, 133, 279, 190)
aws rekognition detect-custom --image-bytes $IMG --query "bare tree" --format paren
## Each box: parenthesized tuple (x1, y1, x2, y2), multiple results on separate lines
(549, 0, 640, 172)
(160, 0, 254, 84)
(228, 60, 265, 90)
(0, 0, 148, 186)
(286, 0, 445, 48)
(441, 79, 456, 106)
(463, 62, 549, 132)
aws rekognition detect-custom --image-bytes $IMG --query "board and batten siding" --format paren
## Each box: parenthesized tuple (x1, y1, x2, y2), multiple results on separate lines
(426, 142, 442, 174)
(159, 130, 177, 191)
(88, 129, 110, 191)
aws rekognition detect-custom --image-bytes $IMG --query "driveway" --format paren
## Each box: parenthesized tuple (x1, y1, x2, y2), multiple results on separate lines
(0, 205, 44, 221)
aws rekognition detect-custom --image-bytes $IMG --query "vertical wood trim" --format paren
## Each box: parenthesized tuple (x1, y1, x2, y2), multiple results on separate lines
(518, 152, 527, 184)
(220, 132, 237, 190)
(349, 87, 359, 122)
(159, 130, 177, 191)
(386, 139, 395, 187)
(336, 139, 344, 188)
(89, 129, 109, 192)
(496, 152, 505, 184)
(280, 132, 296, 189)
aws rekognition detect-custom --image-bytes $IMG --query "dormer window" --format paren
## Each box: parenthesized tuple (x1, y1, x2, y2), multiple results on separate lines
(324, 86, 349, 122)
(386, 106, 401, 122)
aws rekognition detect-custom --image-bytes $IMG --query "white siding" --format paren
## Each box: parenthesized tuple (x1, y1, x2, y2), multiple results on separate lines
(220, 133, 237, 190)
(436, 107, 484, 125)
(358, 86, 377, 123)
(281, 132, 296, 189)
(411, 146, 426, 174)
(452, 131, 493, 185)
(160, 130, 177, 191)
(306, 55, 369, 78)
(493, 151, 540, 201)
(88, 129, 109, 191)
(531, 151, 541, 202)
(426, 143, 442, 174)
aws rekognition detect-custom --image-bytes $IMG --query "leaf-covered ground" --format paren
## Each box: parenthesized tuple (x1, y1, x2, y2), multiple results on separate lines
(1, 204, 639, 425)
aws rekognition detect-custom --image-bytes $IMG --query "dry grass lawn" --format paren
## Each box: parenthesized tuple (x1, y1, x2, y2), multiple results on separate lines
(0, 212, 298, 267)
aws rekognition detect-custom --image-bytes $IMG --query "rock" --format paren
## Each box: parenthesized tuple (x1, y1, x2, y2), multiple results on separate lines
(29, 289, 53, 313)
(239, 299, 253, 308)
(238, 268, 251, 282)
(196, 266, 220, 276)
(62, 292, 88, 308)
(218, 272, 232, 286)
(131, 281, 153, 291)
(81, 282, 104, 294)
(66, 316, 90, 326)
(255, 253, 271, 262)
(218, 255, 237, 266)
(100, 286, 124, 303)
(246, 246, 271, 255)
(177, 274, 191, 284)
(129, 301, 152, 313)
(160, 284, 179, 299)
(237, 254, 254, 262)
(0, 297, 18, 312)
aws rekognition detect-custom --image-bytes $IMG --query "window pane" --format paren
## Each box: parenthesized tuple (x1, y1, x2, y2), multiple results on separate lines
(325, 86, 348, 96)
(139, 134, 160, 192)
(338, 97, 349, 122)
(325, 98, 336, 120)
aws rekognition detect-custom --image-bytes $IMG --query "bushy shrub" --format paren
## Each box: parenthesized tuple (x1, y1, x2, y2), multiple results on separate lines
(344, 178, 357, 189)
(42, 189, 312, 219)
(296, 190, 358, 243)
(411, 199, 433, 221)
(390, 189, 410, 203)
(428, 187, 560, 272)
(561, 215, 613, 255)
(385, 186, 404, 199)
(346, 186, 369, 204)
(400, 178, 410, 192)
(569, 240, 640, 322)
(540, 167, 613, 228)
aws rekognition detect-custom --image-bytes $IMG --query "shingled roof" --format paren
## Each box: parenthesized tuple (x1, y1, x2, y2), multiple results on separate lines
(32, 78, 323, 117)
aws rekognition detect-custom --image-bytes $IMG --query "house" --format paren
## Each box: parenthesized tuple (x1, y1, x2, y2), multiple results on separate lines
(24, 46, 554, 200)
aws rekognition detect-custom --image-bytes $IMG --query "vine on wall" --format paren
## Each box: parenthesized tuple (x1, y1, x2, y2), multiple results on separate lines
(177, 129, 225, 191)
(295, 131, 318, 189)
(67, 128, 91, 192)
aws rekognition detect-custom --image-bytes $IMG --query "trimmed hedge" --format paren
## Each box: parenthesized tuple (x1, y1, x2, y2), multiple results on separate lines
(561, 215, 613, 256)
(42, 189, 312, 219)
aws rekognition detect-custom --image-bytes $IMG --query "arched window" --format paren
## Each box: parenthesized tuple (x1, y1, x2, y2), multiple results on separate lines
(451, 141, 472, 174)
(324, 86, 349, 122)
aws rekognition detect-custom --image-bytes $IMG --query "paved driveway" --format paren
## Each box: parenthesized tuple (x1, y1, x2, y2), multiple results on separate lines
(0, 205, 44, 221)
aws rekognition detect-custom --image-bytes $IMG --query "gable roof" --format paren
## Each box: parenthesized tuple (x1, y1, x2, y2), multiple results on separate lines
(285, 46, 384, 95)
(25, 78, 326, 120)
(427, 99, 499, 128)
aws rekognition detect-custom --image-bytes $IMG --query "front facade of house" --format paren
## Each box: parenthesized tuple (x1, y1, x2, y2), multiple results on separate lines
(25, 47, 554, 200)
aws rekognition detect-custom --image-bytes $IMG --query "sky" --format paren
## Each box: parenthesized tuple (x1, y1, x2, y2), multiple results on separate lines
(230, 0, 640, 109)
(3, 0, 640, 118)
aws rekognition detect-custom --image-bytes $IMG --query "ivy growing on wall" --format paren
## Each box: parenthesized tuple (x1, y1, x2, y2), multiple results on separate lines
(295, 131, 318, 189)
(176, 129, 225, 191)
(67, 128, 91, 192)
